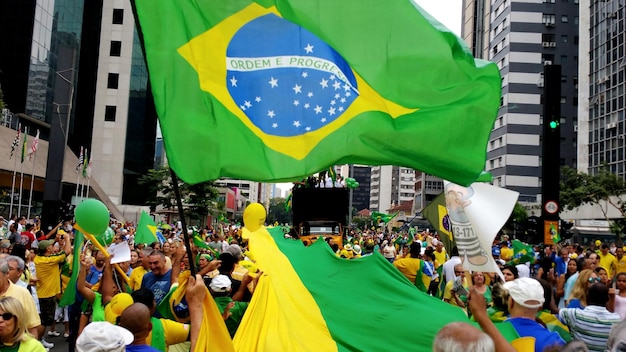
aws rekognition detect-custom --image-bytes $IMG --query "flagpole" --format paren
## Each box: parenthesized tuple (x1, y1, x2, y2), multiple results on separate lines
(9, 125, 20, 218)
(18, 126, 28, 218)
(75, 146, 82, 202)
(169, 167, 196, 276)
(27, 147, 37, 220)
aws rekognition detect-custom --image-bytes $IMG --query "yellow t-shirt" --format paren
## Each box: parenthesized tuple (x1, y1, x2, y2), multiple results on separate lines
(500, 247, 514, 261)
(147, 318, 190, 350)
(129, 266, 149, 291)
(3, 281, 41, 329)
(393, 257, 421, 284)
(433, 249, 448, 266)
(443, 278, 469, 309)
(599, 252, 618, 278)
(34, 253, 66, 299)
(617, 257, 626, 276)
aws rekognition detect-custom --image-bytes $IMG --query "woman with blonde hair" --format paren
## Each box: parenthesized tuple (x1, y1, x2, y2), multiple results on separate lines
(0, 296, 45, 351)
(566, 269, 599, 309)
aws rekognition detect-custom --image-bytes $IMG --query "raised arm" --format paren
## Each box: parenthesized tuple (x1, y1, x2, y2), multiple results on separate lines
(186, 274, 207, 352)
(77, 255, 96, 304)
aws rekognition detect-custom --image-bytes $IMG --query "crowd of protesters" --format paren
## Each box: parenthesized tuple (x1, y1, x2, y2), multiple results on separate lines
(3, 211, 626, 351)
(331, 227, 626, 352)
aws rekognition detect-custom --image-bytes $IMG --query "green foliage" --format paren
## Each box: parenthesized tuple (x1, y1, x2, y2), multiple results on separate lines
(267, 197, 291, 225)
(0, 88, 5, 111)
(138, 167, 219, 224)
(560, 165, 626, 243)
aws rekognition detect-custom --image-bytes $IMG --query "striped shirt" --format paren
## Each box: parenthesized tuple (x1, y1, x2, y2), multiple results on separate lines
(559, 305, 623, 351)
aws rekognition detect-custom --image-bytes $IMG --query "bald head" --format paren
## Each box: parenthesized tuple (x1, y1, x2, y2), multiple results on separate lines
(119, 303, 152, 341)
(433, 322, 494, 352)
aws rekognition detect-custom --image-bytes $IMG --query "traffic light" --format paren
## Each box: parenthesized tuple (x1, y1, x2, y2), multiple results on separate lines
(549, 119, 559, 130)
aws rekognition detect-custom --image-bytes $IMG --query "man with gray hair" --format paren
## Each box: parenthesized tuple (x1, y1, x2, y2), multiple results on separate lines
(433, 322, 495, 352)
(0, 258, 41, 337)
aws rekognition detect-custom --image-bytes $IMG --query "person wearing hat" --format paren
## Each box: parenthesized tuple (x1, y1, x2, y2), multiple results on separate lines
(209, 274, 249, 337)
(559, 283, 622, 351)
(34, 234, 71, 341)
(76, 321, 134, 352)
(504, 277, 565, 351)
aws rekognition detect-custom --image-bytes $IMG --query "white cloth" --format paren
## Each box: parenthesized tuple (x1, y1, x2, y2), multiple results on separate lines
(443, 256, 463, 284)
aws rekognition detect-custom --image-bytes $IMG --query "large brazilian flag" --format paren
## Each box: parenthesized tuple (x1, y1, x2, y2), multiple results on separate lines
(235, 226, 470, 351)
(132, 0, 501, 186)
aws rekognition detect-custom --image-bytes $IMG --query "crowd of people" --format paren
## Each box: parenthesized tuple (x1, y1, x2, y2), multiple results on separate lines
(332, 228, 626, 352)
(0, 214, 263, 352)
(3, 211, 626, 351)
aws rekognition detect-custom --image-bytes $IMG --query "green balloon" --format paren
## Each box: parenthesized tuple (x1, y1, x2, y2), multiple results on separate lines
(75, 198, 110, 235)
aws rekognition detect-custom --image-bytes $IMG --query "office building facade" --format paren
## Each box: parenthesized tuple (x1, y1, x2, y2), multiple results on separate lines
(462, 0, 580, 203)
(369, 166, 415, 213)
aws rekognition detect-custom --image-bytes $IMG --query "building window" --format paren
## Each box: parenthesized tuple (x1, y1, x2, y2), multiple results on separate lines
(560, 97, 567, 104)
(561, 75, 567, 82)
(543, 0, 556, 2)
(107, 73, 119, 89)
(112, 9, 124, 24)
(561, 15, 568, 23)
(543, 14, 556, 25)
(561, 55, 568, 64)
(105, 106, 117, 122)
(110, 41, 121, 57)
(561, 35, 568, 43)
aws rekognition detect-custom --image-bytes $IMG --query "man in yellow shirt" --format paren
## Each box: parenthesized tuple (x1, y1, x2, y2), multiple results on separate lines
(393, 242, 427, 291)
(34, 236, 71, 338)
(0, 259, 41, 336)
(433, 240, 449, 267)
(129, 248, 152, 291)
(616, 247, 626, 275)
(599, 243, 618, 279)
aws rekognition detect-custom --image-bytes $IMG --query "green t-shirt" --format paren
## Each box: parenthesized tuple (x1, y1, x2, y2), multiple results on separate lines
(214, 296, 249, 337)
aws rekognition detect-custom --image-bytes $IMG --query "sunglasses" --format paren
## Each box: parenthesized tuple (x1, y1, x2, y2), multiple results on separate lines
(0, 312, 15, 320)
(588, 277, 602, 283)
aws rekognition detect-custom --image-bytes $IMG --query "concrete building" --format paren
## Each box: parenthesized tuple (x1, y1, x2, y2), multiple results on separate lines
(0, 0, 158, 222)
(462, 0, 580, 203)
(578, 0, 625, 177)
(412, 172, 444, 215)
(369, 166, 415, 213)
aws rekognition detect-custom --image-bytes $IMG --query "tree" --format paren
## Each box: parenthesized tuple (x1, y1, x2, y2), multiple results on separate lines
(0, 88, 5, 111)
(503, 202, 528, 236)
(267, 197, 291, 225)
(138, 167, 220, 225)
(560, 166, 626, 244)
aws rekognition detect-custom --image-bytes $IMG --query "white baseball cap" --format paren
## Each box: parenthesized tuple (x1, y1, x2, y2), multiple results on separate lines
(76, 322, 134, 352)
(503, 277, 545, 309)
(209, 274, 232, 293)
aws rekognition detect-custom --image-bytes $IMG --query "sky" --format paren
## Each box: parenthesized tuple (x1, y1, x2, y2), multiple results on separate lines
(275, 0, 463, 195)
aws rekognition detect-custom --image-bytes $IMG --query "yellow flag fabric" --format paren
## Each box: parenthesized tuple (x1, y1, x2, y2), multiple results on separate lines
(194, 285, 235, 352)
(234, 226, 470, 351)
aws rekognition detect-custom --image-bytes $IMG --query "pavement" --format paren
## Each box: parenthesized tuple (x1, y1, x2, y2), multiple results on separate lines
(40, 323, 70, 351)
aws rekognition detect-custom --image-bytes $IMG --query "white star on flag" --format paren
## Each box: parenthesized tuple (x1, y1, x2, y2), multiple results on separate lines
(328, 107, 336, 116)
(307, 92, 314, 98)
(272, 123, 278, 128)
(293, 121, 301, 127)
(304, 103, 310, 109)
(333, 81, 341, 90)
(293, 100, 300, 106)
(255, 97, 261, 102)
(314, 105, 323, 114)
(302, 72, 308, 78)
(320, 79, 328, 88)
(244, 101, 252, 108)
(267, 110, 275, 118)
(293, 84, 302, 94)
(321, 118, 327, 123)
(304, 44, 314, 53)
(230, 76, 238, 87)
(269, 77, 278, 87)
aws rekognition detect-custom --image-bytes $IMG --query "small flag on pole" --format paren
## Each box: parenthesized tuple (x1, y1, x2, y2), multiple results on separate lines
(20, 127, 27, 163)
(28, 130, 39, 160)
(76, 146, 84, 172)
(82, 149, 89, 178)
(9, 125, 20, 159)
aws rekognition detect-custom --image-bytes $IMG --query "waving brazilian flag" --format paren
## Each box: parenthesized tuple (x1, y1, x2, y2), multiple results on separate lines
(133, 0, 501, 185)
